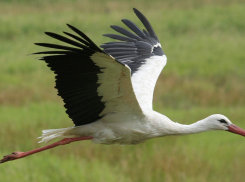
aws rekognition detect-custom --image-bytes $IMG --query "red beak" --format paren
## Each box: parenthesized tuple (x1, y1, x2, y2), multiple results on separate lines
(227, 124, 245, 137)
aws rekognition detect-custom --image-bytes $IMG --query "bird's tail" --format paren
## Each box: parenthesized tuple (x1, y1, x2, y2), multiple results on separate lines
(38, 127, 75, 143)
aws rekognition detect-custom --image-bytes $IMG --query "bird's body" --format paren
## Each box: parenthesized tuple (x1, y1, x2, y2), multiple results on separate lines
(1, 8, 245, 164)
(40, 110, 169, 145)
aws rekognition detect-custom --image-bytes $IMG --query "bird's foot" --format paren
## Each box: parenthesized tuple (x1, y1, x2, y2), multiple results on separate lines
(0, 151, 24, 164)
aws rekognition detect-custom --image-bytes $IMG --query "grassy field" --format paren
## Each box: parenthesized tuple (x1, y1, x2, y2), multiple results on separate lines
(1, 0, 245, 181)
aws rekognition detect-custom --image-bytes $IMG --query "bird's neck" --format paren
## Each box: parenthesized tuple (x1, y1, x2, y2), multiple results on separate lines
(154, 115, 210, 136)
(165, 119, 210, 135)
(148, 112, 212, 137)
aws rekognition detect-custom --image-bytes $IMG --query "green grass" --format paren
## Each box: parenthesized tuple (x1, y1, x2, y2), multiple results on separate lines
(1, 0, 245, 181)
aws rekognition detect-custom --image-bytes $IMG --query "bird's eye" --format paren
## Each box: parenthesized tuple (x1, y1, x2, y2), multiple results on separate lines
(218, 119, 228, 124)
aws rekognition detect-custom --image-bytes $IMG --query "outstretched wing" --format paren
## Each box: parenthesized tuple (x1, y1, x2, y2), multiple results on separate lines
(101, 8, 167, 111)
(34, 24, 143, 126)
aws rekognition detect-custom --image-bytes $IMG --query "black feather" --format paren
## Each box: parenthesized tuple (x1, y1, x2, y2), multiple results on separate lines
(33, 51, 74, 55)
(63, 31, 92, 48)
(35, 43, 83, 53)
(66, 24, 102, 52)
(44, 32, 94, 52)
(103, 34, 137, 42)
(133, 8, 159, 42)
(121, 19, 146, 38)
(34, 26, 108, 126)
(102, 8, 164, 76)
(110, 25, 142, 41)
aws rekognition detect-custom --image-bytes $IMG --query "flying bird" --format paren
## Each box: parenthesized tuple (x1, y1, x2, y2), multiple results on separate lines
(1, 8, 245, 164)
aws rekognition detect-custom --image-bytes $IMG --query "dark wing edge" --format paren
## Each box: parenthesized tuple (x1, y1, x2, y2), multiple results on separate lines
(100, 8, 164, 75)
(34, 24, 106, 126)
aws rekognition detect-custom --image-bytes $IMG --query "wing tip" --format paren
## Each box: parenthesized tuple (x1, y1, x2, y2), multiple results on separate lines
(66, 23, 72, 28)
(133, 7, 138, 12)
(132, 8, 159, 43)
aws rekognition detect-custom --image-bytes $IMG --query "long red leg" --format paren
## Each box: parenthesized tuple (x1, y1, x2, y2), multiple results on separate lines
(0, 136, 93, 164)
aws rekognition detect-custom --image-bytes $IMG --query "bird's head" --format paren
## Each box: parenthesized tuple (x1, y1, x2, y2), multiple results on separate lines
(204, 114, 245, 137)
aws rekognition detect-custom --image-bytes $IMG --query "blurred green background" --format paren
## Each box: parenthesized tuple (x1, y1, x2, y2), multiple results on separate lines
(1, 0, 245, 181)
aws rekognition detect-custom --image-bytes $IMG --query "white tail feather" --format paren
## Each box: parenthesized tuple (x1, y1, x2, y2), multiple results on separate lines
(38, 127, 75, 143)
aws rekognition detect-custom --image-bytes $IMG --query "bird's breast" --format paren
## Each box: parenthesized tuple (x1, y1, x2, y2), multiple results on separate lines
(73, 111, 167, 145)
(88, 114, 155, 145)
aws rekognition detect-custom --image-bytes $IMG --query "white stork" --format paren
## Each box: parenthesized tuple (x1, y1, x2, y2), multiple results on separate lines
(1, 8, 245, 164)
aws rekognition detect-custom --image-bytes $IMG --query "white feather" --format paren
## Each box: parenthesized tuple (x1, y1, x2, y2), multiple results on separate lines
(131, 55, 167, 110)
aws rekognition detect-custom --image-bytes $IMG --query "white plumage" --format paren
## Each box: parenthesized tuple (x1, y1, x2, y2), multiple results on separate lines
(1, 8, 245, 164)
(131, 55, 167, 110)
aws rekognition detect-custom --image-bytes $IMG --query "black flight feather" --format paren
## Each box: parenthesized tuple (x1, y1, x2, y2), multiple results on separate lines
(121, 19, 146, 38)
(110, 25, 143, 41)
(133, 8, 159, 42)
(103, 34, 137, 42)
(34, 25, 108, 126)
(102, 8, 164, 75)
(63, 31, 92, 48)
(66, 24, 102, 52)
